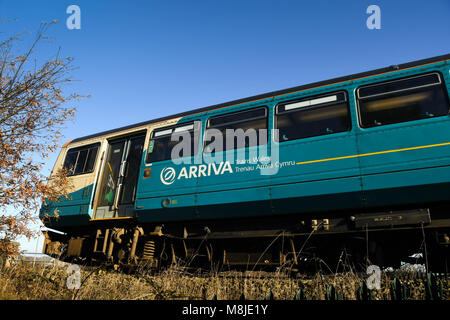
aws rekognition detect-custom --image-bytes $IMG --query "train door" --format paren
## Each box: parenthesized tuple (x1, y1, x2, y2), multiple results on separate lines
(93, 133, 146, 219)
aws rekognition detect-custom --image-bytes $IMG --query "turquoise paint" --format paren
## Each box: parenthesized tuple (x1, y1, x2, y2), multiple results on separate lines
(39, 183, 95, 227)
(42, 59, 450, 227)
(136, 60, 450, 223)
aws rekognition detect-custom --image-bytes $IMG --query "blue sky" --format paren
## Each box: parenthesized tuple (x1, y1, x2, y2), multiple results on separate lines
(1, 0, 449, 252)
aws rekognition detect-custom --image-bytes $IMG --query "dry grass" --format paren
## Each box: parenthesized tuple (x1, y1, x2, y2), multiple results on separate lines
(0, 262, 448, 300)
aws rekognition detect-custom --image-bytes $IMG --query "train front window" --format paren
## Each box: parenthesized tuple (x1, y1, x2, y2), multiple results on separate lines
(357, 73, 450, 128)
(146, 121, 200, 163)
(275, 91, 350, 142)
(204, 107, 268, 153)
(63, 143, 100, 175)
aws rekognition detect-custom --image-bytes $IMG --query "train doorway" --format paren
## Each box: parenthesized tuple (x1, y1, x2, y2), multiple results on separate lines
(93, 132, 146, 219)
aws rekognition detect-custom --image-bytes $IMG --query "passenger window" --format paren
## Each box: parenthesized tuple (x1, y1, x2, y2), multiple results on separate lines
(146, 121, 200, 163)
(63, 143, 100, 175)
(357, 73, 449, 128)
(275, 91, 350, 142)
(204, 107, 267, 153)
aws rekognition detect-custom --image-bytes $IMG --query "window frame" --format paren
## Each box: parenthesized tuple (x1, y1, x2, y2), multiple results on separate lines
(356, 72, 449, 129)
(274, 90, 351, 143)
(203, 106, 269, 153)
(63, 142, 100, 176)
(145, 120, 201, 163)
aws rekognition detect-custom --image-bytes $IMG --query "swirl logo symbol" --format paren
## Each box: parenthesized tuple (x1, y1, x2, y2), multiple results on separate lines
(160, 167, 176, 185)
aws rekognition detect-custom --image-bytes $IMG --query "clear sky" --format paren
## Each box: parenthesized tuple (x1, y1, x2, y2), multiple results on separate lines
(1, 0, 449, 252)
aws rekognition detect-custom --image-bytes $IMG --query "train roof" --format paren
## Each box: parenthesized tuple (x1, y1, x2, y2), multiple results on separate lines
(70, 53, 450, 144)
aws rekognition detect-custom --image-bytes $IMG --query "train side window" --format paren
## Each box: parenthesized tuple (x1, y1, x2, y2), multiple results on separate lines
(357, 73, 450, 128)
(63, 143, 100, 176)
(275, 91, 350, 142)
(146, 121, 201, 163)
(204, 107, 268, 153)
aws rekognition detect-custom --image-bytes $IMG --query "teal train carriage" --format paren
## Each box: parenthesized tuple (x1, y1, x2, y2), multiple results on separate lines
(40, 54, 450, 272)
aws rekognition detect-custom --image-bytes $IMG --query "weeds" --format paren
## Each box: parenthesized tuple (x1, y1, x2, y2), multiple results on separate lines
(0, 261, 448, 300)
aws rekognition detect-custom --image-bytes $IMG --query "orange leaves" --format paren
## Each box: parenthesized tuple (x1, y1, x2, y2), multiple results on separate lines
(0, 22, 83, 257)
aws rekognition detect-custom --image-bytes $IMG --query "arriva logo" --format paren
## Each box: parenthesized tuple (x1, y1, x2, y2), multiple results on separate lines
(160, 167, 176, 185)
(160, 162, 233, 185)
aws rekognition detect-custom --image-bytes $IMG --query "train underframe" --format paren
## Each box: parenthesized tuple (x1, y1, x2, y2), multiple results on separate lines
(42, 204, 450, 274)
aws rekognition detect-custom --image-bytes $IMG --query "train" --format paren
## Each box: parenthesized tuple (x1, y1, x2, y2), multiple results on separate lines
(40, 54, 450, 273)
